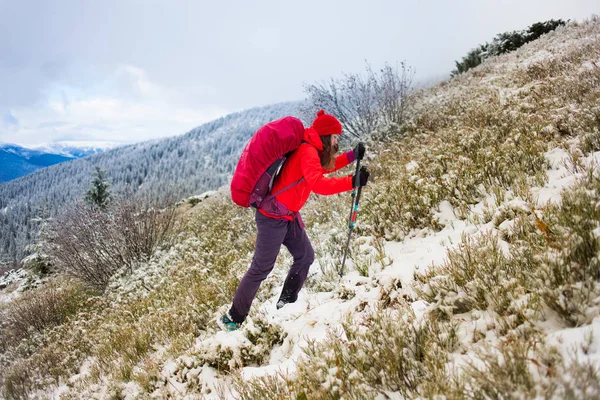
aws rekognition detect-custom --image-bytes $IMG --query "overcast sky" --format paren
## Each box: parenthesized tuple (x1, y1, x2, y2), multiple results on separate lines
(1, 0, 598, 147)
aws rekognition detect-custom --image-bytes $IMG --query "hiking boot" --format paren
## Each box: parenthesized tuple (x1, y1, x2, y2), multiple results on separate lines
(219, 313, 241, 331)
(276, 299, 287, 310)
(277, 286, 297, 310)
(276, 297, 296, 310)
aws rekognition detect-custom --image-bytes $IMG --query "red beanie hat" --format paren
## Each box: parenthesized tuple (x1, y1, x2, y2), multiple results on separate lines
(311, 109, 342, 136)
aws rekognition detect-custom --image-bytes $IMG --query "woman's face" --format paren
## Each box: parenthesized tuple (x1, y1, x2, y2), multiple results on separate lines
(331, 134, 340, 153)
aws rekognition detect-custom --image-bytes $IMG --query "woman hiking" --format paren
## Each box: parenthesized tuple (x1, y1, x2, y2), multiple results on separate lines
(221, 110, 369, 331)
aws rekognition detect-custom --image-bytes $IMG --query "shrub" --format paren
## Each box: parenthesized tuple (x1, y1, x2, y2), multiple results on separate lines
(46, 196, 177, 291)
(187, 197, 202, 207)
(178, 314, 286, 376)
(363, 87, 548, 240)
(302, 62, 414, 139)
(452, 19, 566, 76)
(414, 230, 542, 322)
(0, 197, 257, 398)
(452, 44, 488, 76)
(0, 264, 11, 277)
(413, 160, 600, 329)
(549, 349, 600, 398)
(458, 335, 600, 398)
(461, 338, 556, 398)
(0, 277, 94, 348)
(535, 168, 600, 326)
(581, 127, 600, 154)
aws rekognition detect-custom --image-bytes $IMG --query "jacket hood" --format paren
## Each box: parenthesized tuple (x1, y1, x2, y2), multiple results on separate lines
(303, 127, 323, 151)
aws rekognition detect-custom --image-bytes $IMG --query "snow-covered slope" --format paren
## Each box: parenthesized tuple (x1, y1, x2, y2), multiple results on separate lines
(2, 16, 600, 400)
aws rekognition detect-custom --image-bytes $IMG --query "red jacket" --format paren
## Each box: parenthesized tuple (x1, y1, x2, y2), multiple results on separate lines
(259, 127, 353, 219)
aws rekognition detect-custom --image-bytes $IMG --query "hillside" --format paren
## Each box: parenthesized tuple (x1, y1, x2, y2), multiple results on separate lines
(0, 101, 301, 264)
(1, 17, 600, 399)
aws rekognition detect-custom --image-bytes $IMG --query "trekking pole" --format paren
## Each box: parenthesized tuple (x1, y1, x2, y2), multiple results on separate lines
(339, 161, 367, 280)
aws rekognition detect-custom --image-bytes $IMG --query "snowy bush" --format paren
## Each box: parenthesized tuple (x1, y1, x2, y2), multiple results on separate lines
(535, 168, 600, 326)
(0, 196, 256, 397)
(459, 336, 600, 398)
(47, 196, 177, 291)
(302, 62, 414, 139)
(414, 230, 542, 323)
(184, 316, 286, 373)
(0, 277, 93, 349)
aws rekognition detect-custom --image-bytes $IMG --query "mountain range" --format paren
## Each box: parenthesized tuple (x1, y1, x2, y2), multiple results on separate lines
(0, 142, 116, 184)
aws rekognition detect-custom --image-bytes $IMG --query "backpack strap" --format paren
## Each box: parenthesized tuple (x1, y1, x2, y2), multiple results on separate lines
(264, 177, 304, 201)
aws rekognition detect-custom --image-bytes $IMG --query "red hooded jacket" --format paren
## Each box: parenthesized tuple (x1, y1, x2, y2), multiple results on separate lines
(258, 127, 353, 220)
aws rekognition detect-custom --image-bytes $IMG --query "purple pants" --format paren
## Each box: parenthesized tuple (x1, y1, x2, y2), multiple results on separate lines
(229, 211, 314, 323)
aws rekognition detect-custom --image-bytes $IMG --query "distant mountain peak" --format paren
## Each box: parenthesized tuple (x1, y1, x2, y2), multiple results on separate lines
(0, 141, 118, 184)
(35, 141, 121, 158)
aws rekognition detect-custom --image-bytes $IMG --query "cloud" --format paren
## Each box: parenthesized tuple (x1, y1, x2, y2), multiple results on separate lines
(0, 64, 229, 146)
(112, 64, 161, 100)
(3, 111, 19, 130)
(36, 121, 69, 129)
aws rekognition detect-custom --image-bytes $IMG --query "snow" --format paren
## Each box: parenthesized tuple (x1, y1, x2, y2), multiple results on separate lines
(532, 149, 600, 206)
(68, 358, 94, 385)
(186, 191, 218, 202)
(384, 218, 468, 282)
(120, 381, 145, 399)
(521, 49, 555, 67)
(405, 160, 419, 172)
(0, 268, 28, 303)
(435, 200, 457, 224)
(547, 317, 600, 365)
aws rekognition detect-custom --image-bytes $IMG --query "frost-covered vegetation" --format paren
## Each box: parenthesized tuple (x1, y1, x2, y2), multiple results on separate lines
(1, 16, 600, 400)
(302, 62, 414, 139)
(451, 18, 566, 76)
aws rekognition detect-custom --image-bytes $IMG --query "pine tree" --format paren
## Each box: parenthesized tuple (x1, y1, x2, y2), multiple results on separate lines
(451, 19, 566, 77)
(23, 201, 53, 276)
(85, 166, 112, 210)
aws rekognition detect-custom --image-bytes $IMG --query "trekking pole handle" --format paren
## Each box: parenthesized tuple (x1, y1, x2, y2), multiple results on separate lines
(353, 160, 362, 189)
(350, 166, 367, 228)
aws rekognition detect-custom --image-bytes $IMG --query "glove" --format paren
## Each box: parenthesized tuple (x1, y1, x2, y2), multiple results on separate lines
(352, 166, 370, 188)
(353, 142, 365, 161)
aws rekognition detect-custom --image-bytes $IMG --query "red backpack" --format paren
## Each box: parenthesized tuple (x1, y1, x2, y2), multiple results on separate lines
(230, 116, 305, 214)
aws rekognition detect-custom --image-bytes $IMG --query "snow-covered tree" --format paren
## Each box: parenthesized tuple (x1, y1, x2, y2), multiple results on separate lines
(452, 19, 566, 76)
(85, 167, 112, 210)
